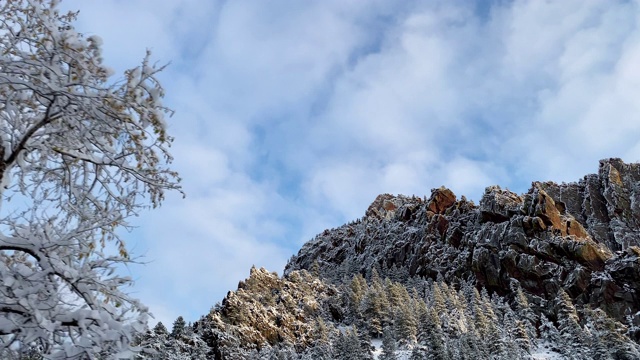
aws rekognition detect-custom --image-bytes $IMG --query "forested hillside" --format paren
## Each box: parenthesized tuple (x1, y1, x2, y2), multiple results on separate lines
(133, 159, 640, 359)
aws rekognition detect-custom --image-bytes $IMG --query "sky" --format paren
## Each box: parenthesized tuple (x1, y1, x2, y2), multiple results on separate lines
(58, 0, 640, 327)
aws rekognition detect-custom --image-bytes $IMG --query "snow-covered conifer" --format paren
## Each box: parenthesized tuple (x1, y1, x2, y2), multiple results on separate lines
(153, 322, 169, 336)
(379, 327, 398, 360)
(349, 273, 368, 320)
(424, 308, 447, 360)
(538, 314, 561, 351)
(585, 307, 640, 359)
(556, 289, 587, 358)
(171, 316, 187, 338)
(514, 285, 537, 342)
(394, 305, 418, 345)
(357, 327, 375, 360)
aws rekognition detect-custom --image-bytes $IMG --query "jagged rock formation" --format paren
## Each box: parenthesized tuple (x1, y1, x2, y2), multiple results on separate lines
(206, 267, 337, 350)
(286, 158, 640, 337)
(133, 158, 640, 359)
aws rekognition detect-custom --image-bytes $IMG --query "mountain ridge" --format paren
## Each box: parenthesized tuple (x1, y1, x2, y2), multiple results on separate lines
(132, 158, 640, 359)
(285, 158, 640, 332)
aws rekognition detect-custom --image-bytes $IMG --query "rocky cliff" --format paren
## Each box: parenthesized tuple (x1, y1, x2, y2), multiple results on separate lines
(285, 158, 640, 338)
(131, 159, 640, 359)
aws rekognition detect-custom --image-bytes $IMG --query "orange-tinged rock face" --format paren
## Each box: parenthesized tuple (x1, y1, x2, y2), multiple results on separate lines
(566, 218, 589, 239)
(560, 239, 613, 271)
(534, 188, 563, 229)
(531, 185, 590, 239)
(607, 163, 623, 186)
(427, 187, 456, 214)
(382, 199, 397, 211)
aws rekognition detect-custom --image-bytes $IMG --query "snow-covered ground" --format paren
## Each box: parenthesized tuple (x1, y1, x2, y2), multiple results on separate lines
(371, 338, 382, 358)
(530, 342, 564, 359)
(371, 339, 412, 360)
(371, 339, 565, 359)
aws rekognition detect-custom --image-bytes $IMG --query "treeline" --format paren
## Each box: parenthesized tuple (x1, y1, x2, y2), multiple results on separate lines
(129, 269, 639, 359)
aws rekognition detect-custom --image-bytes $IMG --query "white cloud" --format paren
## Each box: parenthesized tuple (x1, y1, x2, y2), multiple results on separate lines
(53, 0, 640, 325)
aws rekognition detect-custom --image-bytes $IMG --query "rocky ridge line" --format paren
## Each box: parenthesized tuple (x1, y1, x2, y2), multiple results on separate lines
(285, 158, 640, 337)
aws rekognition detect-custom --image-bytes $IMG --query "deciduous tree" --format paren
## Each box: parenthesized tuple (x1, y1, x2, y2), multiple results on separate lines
(0, 0, 180, 358)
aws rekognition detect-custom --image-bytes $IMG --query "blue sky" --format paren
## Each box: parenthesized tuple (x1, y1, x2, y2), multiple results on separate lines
(60, 0, 640, 326)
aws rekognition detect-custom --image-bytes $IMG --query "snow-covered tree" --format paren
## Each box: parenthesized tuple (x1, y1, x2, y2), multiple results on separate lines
(585, 307, 640, 360)
(171, 316, 187, 338)
(360, 274, 389, 337)
(556, 289, 587, 359)
(513, 285, 537, 342)
(409, 345, 428, 359)
(379, 327, 397, 360)
(334, 329, 362, 360)
(153, 322, 169, 337)
(0, 0, 180, 358)
(394, 305, 418, 345)
(538, 314, 561, 352)
(422, 308, 446, 360)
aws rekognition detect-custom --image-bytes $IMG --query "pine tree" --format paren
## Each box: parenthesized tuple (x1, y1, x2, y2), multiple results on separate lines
(585, 307, 640, 360)
(538, 314, 561, 351)
(357, 327, 375, 360)
(313, 317, 330, 344)
(334, 329, 362, 360)
(483, 289, 506, 357)
(153, 322, 169, 336)
(447, 286, 470, 336)
(171, 316, 187, 338)
(380, 327, 398, 360)
(514, 285, 538, 342)
(471, 288, 490, 338)
(424, 308, 447, 360)
(350, 274, 368, 308)
(556, 289, 587, 359)
(457, 331, 482, 360)
(504, 306, 531, 354)
(360, 277, 390, 337)
(430, 282, 450, 335)
(386, 281, 410, 309)
(469, 288, 506, 357)
(306, 318, 332, 359)
(394, 304, 418, 344)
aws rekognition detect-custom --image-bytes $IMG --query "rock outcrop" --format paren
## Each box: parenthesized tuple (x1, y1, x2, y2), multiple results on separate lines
(197, 267, 337, 354)
(285, 159, 640, 335)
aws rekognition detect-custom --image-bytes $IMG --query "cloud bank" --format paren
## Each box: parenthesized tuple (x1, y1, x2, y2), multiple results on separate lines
(61, 0, 640, 325)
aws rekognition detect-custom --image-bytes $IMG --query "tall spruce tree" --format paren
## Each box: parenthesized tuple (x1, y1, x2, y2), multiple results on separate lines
(171, 316, 187, 338)
(585, 307, 640, 359)
(153, 322, 169, 336)
(360, 277, 390, 337)
(425, 308, 447, 360)
(514, 285, 538, 342)
(380, 327, 398, 360)
(556, 289, 587, 359)
(394, 304, 418, 345)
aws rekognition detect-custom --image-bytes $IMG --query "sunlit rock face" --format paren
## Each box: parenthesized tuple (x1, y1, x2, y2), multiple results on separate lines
(286, 158, 640, 331)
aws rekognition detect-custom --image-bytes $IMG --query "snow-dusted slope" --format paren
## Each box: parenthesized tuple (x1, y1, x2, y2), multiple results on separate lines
(131, 159, 640, 359)
(286, 159, 640, 330)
